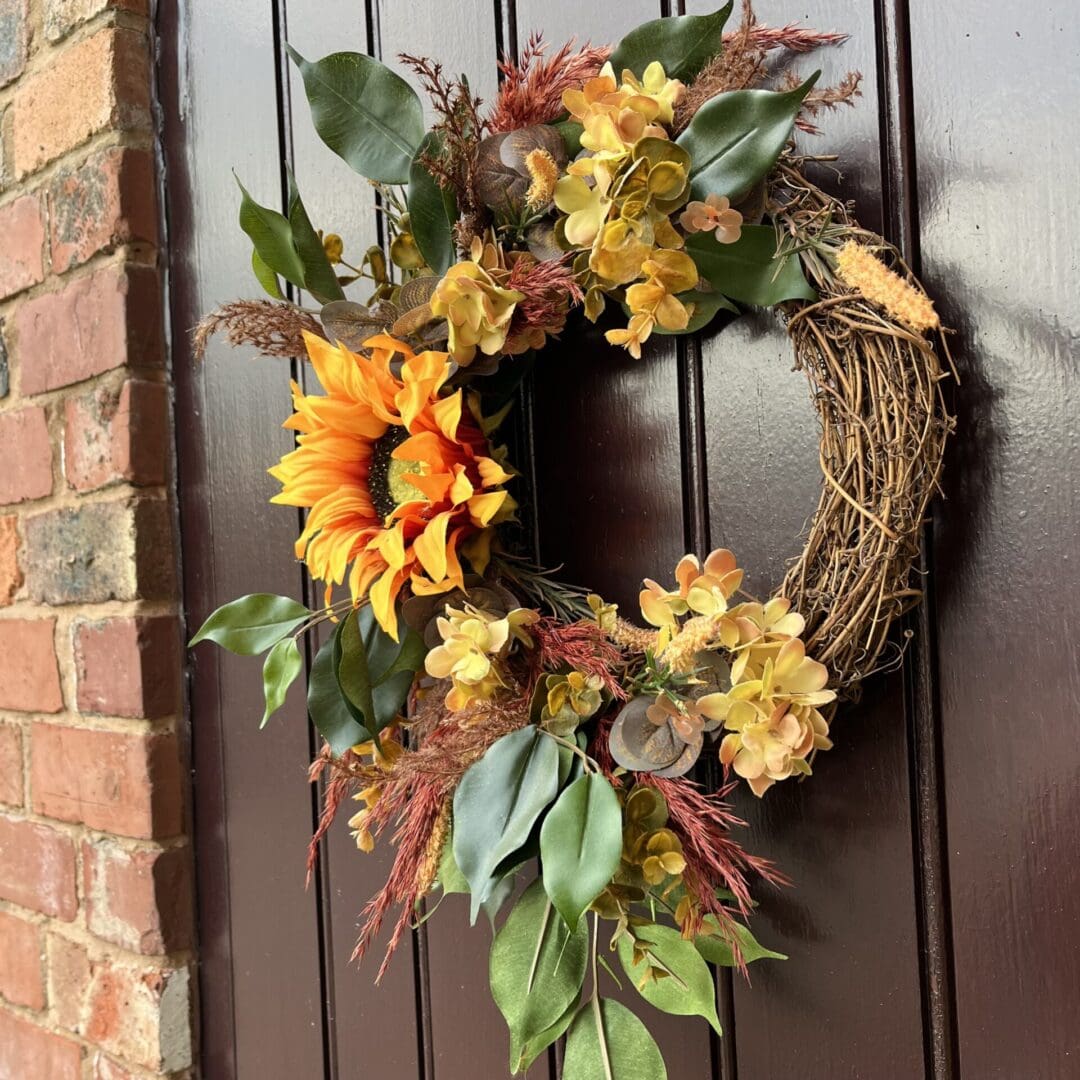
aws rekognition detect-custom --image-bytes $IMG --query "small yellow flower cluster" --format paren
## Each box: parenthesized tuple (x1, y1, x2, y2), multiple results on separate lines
(539, 670, 604, 736)
(621, 786, 686, 893)
(347, 729, 405, 851)
(835, 239, 940, 332)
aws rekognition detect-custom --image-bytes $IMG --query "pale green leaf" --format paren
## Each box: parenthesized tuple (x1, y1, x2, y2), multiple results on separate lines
(261, 637, 303, 728)
(235, 177, 307, 289)
(190, 593, 309, 655)
(285, 165, 344, 303)
(563, 997, 667, 1080)
(251, 248, 284, 299)
(695, 916, 787, 966)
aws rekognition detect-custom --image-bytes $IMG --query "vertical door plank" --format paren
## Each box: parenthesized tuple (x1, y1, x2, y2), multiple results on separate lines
(520, 1, 717, 1077)
(910, 7, 1080, 1077)
(686, 2, 927, 1076)
(282, 5, 423, 1077)
(160, 2, 327, 1077)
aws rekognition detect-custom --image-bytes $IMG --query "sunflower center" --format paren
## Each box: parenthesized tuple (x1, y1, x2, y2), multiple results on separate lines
(369, 426, 424, 521)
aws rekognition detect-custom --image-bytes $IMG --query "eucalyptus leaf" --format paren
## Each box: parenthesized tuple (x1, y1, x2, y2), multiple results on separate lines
(554, 119, 584, 158)
(408, 133, 457, 276)
(617, 923, 722, 1034)
(539, 774, 623, 930)
(261, 637, 303, 728)
(190, 593, 310, 655)
(286, 46, 424, 184)
(490, 881, 588, 1063)
(695, 916, 787, 966)
(453, 727, 560, 922)
(236, 177, 307, 289)
(609, 2, 733, 81)
(251, 249, 284, 299)
(286, 165, 344, 303)
(563, 997, 667, 1080)
(308, 628, 370, 755)
(677, 76, 819, 202)
(687, 226, 816, 307)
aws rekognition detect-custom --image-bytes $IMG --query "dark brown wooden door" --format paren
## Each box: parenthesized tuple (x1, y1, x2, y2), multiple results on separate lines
(160, 1, 1080, 1077)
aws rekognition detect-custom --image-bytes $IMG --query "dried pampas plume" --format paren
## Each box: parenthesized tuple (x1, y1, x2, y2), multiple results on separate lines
(192, 300, 326, 362)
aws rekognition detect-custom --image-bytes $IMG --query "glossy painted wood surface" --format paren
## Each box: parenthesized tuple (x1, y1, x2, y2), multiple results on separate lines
(162, 0, 1080, 1076)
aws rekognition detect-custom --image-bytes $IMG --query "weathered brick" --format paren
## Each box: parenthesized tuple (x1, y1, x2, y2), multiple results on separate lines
(64, 379, 168, 491)
(23, 498, 174, 605)
(0, 515, 22, 606)
(0, 319, 9, 398)
(0, 405, 53, 504)
(0, 1008, 82, 1080)
(91, 1052, 139, 1080)
(0, 0, 28, 88)
(44, 0, 150, 42)
(14, 264, 162, 395)
(0, 194, 45, 299)
(46, 932, 91, 1033)
(30, 725, 183, 839)
(74, 616, 180, 718)
(0, 815, 77, 918)
(10, 28, 151, 177)
(0, 910, 44, 1009)
(85, 960, 191, 1072)
(0, 618, 63, 713)
(48, 147, 157, 273)
(83, 839, 192, 954)
(0, 722, 22, 805)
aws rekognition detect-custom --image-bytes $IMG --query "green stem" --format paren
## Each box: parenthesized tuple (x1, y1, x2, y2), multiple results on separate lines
(539, 729, 598, 774)
(590, 913, 615, 1080)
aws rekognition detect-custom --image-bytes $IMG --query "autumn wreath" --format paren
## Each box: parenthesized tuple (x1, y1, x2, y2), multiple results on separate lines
(192, 3, 952, 1075)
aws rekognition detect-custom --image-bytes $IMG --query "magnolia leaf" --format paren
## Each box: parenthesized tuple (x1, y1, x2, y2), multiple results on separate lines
(539, 773, 623, 930)
(563, 997, 667, 1080)
(687, 226, 816, 307)
(261, 637, 303, 728)
(190, 593, 310, 655)
(285, 165, 344, 303)
(511, 993, 579, 1075)
(695, 916, 788, 966)
(609, 2, 733, 81)
(408, 133, 457, 276)
(286, 46, 424, 184)
(308, 628, 370, 755)
(677, 77, 819, 202)
(490, 881, 589, 1064)
(251, 249, 284, 299)
(617, 923, 722, 1034)
(236, 178, 307, 289)
(453, 727, 560, 922)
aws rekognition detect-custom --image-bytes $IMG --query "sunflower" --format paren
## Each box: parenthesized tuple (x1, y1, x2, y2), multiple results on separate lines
(270, 332, 515, 638)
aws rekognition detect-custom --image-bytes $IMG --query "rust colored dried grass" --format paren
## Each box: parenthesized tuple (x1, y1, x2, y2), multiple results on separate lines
(192, 300, 325, 362)
(532, 617, 626, 700)
(506, 256, 582, 340)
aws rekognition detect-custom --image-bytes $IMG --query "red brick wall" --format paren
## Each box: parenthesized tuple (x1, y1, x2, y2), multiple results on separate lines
(0, 1, 194, 1076)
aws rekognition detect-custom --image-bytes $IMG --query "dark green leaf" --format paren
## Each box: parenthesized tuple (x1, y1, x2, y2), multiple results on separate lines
(695, 916, 787, 966)
(236, 177, 307, 289)
(511, 993, 579, 1075)
(286, 165, 344, 303)
(617, 923, 722, 1034)
(251, 249, 284, 299)
(190, 593, 310, 655)
(490, 881, 589, 1065)
(308, 628, 370, 755)
(610, 3, 733, 81)
(539, 774, 623, 930)
(453, 727, 560, 922)
(408, 133, 457, 276)
(286, 46, 424, 184)
(687, 225, 816, 307)
(261, 637, 303, 728)
(563, 997, 667, 1080)
(554, 119, 584, 158)
(677, 76, 819, 202)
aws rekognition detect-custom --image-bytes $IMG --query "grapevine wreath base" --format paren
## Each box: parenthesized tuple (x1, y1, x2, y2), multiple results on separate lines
(191, 4, 953, 1076)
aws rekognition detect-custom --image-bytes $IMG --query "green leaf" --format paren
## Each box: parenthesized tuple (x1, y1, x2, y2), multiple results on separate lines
(408, 133, 457, 276)
(695, 916, 787, 966)
(286, 46, 424, 184)
(435, 828, 470, 895)
(236, 177, 307, 289)
(554, 119, 584, 158)
(563, 997, 667, 1080)
(285, 165, 344, 303)
(677, 76, 819, 202)
(638, 288, 739, 337)
(190, 594, 310, 655)
(539, 774, 623, 930)
(481, 872, 518, 926)
(610, 2, 733, 81)
(251, 249, 284, 299)
(617, 923, 722, 1034)
(687, 226, 816, 307)
(511, 992, 578, 1075)
(453, 727, 560, 922)
(335, 607, 426, 737)
(490, 881, 589, 1066)
(308, 628, 370, 755)
(261, 637, 303, 728)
